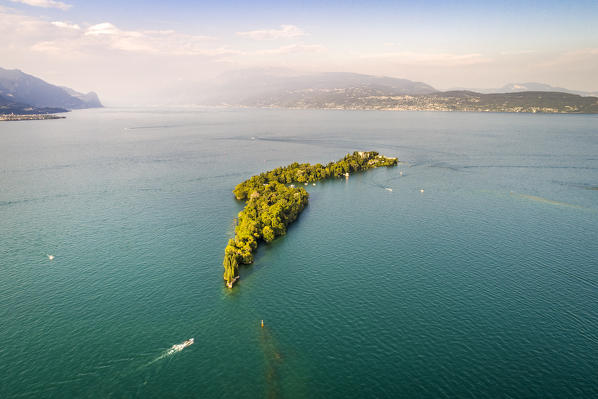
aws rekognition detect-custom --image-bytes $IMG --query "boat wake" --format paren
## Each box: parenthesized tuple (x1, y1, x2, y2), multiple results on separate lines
(140, 338, 194, 369)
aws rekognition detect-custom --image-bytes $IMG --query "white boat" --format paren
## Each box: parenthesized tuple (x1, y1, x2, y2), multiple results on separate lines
(171, 338, 194, 352)
(385, 187, 393, 192)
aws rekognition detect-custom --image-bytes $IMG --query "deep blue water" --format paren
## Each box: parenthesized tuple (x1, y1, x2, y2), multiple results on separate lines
(1, 108, 597, 398)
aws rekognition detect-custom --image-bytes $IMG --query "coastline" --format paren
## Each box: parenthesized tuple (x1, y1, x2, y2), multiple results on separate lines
(0, 114, 66, 121)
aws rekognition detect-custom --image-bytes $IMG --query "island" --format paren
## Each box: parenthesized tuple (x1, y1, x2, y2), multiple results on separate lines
(223, 151, 398, 288)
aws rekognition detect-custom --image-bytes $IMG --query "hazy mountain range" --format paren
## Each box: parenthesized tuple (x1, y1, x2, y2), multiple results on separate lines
(181, 69, 437, 106)
(0, 67, 102, 114)
(2, 67, 597, 114)
(179, 70, 597, 113)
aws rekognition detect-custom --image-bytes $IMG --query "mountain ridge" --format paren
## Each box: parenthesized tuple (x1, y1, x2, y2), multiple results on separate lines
(189, 70, 598, 113)
(188, 70, 437, 106)
(0, 67, 103, 113)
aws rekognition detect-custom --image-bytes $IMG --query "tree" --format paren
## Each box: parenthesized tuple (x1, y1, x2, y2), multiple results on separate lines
(262, 226, 275, 243)
(223, 251, 238, 284)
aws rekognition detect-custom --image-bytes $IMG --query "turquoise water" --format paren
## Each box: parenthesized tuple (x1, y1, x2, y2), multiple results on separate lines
(1, 108, 597, 398)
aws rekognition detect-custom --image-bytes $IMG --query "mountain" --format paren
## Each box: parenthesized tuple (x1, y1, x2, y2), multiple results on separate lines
(61, 86, 103, 108)
(0, 93, 67, 115)
(188, 70, 597, 113)
(0, 67, 102, 111)
(450, 82, 598, 97)
(191, 69, 437, 105)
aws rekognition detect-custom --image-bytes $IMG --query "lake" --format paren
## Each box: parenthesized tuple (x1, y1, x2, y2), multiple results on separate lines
(1, 108, 597, 398)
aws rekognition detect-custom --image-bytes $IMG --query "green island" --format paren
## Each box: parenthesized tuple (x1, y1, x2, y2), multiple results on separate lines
(223, 151, 398, 287)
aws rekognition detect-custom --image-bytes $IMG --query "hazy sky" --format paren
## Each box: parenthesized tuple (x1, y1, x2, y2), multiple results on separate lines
(2, 0, 597, 104)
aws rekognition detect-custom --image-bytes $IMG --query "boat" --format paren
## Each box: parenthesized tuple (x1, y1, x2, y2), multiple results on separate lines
(171, 338, 194, 352)
(385, 187, 393, 192)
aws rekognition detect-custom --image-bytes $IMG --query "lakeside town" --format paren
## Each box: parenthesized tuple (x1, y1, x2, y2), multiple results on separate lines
(245, 88, 598, 114)
(0, 113, 65, 121)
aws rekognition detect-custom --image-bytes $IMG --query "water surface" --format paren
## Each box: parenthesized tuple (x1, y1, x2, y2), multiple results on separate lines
(1, 108, 597, 398)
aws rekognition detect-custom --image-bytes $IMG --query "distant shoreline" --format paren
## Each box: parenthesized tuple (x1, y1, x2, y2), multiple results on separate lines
(0, 114, 66, 121)
(231, 105, 598, 114)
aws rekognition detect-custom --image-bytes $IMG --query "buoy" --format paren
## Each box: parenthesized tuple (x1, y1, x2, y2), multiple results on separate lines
(261, 320, 264, 328)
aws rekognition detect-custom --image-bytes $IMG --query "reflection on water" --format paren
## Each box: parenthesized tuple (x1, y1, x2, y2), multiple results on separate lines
(259, 323, 283, 399)
(510, 191, 589, 210)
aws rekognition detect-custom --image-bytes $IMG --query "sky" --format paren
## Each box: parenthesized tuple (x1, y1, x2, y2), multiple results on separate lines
(2, 0, 598, 105)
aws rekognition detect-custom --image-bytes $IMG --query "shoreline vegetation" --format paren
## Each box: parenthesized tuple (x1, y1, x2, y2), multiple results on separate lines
(223, 151, 398, 288)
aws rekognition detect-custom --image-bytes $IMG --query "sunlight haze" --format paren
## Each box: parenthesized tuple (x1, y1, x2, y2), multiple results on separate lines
(2, 0, 597, 104)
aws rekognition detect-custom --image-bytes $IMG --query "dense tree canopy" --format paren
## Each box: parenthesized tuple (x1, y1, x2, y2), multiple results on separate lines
(223, 151, 397, 287)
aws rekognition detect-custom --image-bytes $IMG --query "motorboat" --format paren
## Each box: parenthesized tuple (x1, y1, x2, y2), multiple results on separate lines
(171, 338, 194, 352)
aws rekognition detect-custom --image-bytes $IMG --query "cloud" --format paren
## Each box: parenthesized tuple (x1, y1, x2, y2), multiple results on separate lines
(0, 6, 238, 61)
(256, 43, 326, 55)
(80, 23, 227, 55)
(362, 51, 492, 66)
(30, 40, 63, 53)
(237, 25, 304, 40)
(499, 49, 536, 56)
(535, 48, 598, 69)
(0, 7, 60, 45)
(51, 21, 80, 30)
(557, 47, 598, 59)
(8, 0, 71, 11)
(85, 22, 121, 36)
(20, 19, 231, 56)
